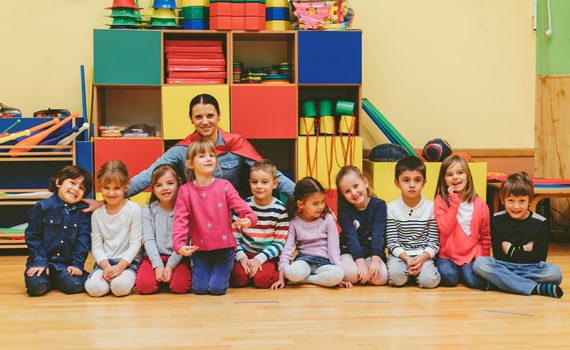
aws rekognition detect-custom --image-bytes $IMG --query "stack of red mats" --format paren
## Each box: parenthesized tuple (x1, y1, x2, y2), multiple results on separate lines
(165, 40, 227, 84)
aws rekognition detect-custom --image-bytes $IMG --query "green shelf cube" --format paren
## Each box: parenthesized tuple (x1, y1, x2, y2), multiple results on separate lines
(94, 29, 162, 85)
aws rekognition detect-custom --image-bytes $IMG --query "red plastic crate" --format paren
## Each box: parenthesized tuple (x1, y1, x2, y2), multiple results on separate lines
(244, 3, 265, 17)
(232, 16, 245, 30)
(210, 2, 232, 17)
(210, 16, 232, 30)
(231, 2, 245, 16)
(244, 16, 266, 30)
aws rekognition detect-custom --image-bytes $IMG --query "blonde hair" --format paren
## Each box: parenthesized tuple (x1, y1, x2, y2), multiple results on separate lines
(335, 165, 374, 209)
(435, 155, 476, 204)
(250, 159, 277, 180)
(185, 139, 217, 181)
(97, 160, 129, 188)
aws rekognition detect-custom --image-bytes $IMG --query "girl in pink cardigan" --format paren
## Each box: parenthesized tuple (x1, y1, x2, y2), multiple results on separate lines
(173, 139, 257, 295)
(434, 155, 490, 289)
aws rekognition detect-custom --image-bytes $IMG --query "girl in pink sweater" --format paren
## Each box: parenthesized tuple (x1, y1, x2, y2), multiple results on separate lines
(434, 155, 490, 289)
(173, 139, 257, 295)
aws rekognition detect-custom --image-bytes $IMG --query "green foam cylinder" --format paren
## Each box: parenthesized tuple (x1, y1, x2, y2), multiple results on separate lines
(318, 99, 333, 117)
(302, 100, 317, 117)
(336, 100, 355, 116)
(181, 6, 209, 20)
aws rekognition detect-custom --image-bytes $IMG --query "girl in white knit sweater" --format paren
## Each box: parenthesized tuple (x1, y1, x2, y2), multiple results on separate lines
(85, 160, 142, 297)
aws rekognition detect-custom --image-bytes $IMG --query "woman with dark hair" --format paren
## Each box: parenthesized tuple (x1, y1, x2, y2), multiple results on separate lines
(127, 94, 294, 197)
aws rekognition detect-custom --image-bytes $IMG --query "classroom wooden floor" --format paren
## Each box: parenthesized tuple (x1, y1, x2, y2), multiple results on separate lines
(1, 246, 570, 350)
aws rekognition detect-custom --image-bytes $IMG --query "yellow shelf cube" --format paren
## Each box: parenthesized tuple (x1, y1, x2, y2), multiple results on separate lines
(162, 85, 230, 140)
(363, 160, 487, 203)
(297, 136, 362, 190)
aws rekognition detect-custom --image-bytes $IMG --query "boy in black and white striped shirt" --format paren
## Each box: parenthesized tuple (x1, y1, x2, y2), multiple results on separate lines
(386, 156, 441, 288)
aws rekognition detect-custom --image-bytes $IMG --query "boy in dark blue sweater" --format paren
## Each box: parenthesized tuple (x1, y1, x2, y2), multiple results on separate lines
(473, 172, 563, 298)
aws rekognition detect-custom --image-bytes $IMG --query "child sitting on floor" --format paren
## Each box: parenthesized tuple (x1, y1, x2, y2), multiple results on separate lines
(473, 172, 563, 298)
(386, 156, 441, 289)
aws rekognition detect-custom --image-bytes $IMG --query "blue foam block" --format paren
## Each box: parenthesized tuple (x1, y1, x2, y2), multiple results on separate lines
(266, 7, 290, 21)
(183, 19, 209, 30)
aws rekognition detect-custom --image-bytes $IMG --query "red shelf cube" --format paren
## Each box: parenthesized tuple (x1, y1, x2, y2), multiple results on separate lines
(231, 85, 297, 139)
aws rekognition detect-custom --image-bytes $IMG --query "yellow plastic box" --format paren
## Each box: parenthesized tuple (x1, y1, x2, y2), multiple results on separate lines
(363, 160, 487, 203)
(297, 136, 362, 190)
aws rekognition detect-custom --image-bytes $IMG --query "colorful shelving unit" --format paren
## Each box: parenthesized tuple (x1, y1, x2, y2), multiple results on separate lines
(92, 29, 363, 205)
(0, 117, 88, 248)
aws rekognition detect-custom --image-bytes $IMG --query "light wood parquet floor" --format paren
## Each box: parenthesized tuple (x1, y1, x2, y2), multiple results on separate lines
(1, 245, 569, 350)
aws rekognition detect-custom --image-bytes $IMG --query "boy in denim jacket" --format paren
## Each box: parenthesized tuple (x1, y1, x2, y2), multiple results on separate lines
(24, 165, 93, 296)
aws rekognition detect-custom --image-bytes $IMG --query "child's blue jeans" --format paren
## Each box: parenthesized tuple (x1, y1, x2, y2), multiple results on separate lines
(436, 258, 486, 289)
(24, 265, 88, 296)
(191, 248, 235, 295)
(473, 256, 563, 295)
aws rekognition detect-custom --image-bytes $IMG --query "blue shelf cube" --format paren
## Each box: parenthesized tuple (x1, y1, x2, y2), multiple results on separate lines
(298, 31, 362, 84)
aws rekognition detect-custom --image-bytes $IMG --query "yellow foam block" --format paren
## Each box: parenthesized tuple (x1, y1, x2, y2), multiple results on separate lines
(162, 85, 230, 140)
(267, 0, 290, 7)
(182, 0, 209, 6)
(338, 115, 356, 134)
(319, 116, 335, 134)
(96, 192, 151, 207)
(266, 20, 291, 31)
(297, 136, 362, 190)
(299, 117, 317, 135)
(363, 160, 487, 203)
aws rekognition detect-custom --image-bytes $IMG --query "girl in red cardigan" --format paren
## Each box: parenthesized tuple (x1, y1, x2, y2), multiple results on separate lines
(434, 155, 490, 289)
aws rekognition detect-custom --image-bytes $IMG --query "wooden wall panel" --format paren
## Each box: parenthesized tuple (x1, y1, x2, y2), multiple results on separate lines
(536, 75, 570, 222)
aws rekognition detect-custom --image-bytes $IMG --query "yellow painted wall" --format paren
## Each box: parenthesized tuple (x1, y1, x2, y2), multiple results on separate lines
(354, 0, 536, 149)
(1, 0, 535, 149)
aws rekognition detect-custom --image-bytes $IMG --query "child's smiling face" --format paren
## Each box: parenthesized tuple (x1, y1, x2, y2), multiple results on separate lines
(503, 194, 530, 220)
(338, 171, 370, 210)
(298, 192, 326, 220)
(101, 181, 128, 207)
(249, 170, 277, 204)
(444, 161, 468, 195)
(153, 171, 179, 204)
(56, 177, 86, 205)
(187, 151, 217, 176)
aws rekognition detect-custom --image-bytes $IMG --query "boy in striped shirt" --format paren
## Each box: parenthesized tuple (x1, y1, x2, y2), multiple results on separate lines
(230, 160, 289, 289)
(386, 156, 441, 288)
